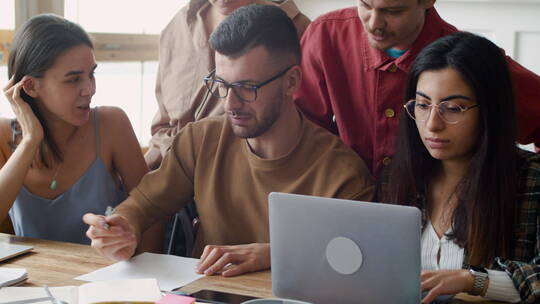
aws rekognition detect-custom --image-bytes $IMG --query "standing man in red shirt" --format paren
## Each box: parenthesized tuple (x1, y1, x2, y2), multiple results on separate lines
(295, 0, 540, 178)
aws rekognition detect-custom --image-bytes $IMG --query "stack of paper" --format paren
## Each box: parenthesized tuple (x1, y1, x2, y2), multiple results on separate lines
(75, 252, 204, 291)
(0, 242, 32, 262)
(0, 268, 27, 287)
(0, 286, 74, 303)
(0, 278, 161, 304)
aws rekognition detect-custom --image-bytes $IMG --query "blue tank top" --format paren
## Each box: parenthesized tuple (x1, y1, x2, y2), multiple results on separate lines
(9, 108, 127, 244)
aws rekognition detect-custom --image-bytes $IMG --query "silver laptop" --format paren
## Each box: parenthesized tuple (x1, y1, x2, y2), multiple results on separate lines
(269, 192, 421, 304)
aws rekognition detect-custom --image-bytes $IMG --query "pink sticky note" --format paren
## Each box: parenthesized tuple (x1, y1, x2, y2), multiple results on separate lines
(156, 294, 196, 304)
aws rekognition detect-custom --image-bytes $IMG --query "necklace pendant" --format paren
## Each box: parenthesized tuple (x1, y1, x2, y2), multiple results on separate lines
(49, 179, 57, 190)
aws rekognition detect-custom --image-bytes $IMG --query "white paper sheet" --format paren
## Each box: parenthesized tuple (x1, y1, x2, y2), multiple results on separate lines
(74, 252, 204, 291)
(78, 278, 161, 304)
(0, 242, 32, 262)
(0, 268, 27, 287)
(0, 286, 76, 303)
(0, 279, 160, 304)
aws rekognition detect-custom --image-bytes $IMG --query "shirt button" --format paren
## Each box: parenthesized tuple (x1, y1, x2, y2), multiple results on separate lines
(384, 108, 395, 118)
(388, 64, 398, 73)
(382, 157, 392, 166)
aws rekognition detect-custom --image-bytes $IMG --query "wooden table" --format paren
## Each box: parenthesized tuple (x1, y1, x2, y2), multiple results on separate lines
(0, 234, 496, 303)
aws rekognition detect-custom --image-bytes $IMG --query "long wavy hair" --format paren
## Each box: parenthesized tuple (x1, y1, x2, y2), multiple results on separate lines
(8, 14, 93, 167)
(385, 32, 518, 266)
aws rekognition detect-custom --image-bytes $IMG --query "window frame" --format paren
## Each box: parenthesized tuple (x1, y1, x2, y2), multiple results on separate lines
(0, 0, 159, 66)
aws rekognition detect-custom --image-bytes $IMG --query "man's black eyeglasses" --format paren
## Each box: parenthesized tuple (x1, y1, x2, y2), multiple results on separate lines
(203, 65, 296, 103)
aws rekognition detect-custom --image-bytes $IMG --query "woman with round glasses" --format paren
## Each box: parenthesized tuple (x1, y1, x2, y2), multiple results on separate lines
(385, 32, 540, 303)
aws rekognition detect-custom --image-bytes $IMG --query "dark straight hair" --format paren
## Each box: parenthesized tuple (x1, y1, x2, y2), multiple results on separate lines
(208, 4, 301, 65)
(8, 14, 93, 168)
(385, 32, 518, 266)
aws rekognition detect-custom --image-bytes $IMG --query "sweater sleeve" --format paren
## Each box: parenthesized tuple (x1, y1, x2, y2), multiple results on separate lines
(129, 122, 198, 226)
(484, 269, 520, 303)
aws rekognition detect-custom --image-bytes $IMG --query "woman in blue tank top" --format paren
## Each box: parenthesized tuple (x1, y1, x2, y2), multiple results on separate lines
(0, 14, 160, 248)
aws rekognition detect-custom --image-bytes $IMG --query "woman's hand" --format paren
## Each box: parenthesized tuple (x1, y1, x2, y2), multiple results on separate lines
(421, 269, 475, 303)
(3, 76, 43, 146)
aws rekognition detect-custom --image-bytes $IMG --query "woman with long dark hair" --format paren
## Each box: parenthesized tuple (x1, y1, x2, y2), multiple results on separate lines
(0, 14, 159, 247)
(386, 32, 540, 303)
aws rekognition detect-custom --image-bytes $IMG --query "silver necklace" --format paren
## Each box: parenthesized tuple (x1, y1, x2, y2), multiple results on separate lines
(49, 165, 61, 190)
(48, 127, 79, 191)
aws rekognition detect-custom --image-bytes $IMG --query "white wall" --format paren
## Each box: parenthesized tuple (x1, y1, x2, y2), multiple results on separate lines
(435, 0, 540, 74)
(294, 0, 355, 19)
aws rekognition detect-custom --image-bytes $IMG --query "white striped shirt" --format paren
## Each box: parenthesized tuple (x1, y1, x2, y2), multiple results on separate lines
(421, 221, 520, 302)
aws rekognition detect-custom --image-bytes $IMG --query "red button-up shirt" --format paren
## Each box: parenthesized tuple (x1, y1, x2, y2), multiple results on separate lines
(295, 7, 540, 177)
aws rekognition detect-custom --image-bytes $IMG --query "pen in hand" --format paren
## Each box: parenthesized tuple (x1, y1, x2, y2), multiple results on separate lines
(102, 206, 115, 230)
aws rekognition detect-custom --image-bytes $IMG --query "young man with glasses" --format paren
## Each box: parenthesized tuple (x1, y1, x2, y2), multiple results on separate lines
(84, 5, 374, 277)
(295, 0, 540, 179)
(145, 0, 309, 258)
(145, 0, 310, 170)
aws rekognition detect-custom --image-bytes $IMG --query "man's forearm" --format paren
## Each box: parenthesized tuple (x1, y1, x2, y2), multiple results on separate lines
(114, 196, 155, 244)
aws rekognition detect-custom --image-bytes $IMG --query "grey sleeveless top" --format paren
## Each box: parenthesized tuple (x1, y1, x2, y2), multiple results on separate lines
(9, 108, 127, 244)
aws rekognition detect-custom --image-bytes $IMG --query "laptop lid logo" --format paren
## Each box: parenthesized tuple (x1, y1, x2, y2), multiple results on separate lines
(325, 237, 363, 275)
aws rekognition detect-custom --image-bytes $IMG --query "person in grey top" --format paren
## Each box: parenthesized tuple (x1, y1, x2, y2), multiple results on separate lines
(0, 14, 159, 248)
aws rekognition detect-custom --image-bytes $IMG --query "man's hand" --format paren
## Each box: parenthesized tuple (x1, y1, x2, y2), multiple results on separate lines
(83, 213, 138, 261)
(421, 269, 475, 304)
(196, 243, 270, 277)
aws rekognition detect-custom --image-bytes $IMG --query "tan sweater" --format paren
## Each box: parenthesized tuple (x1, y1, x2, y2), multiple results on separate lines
(146, 0, 311, 169)
(131, 115, 375, 257)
